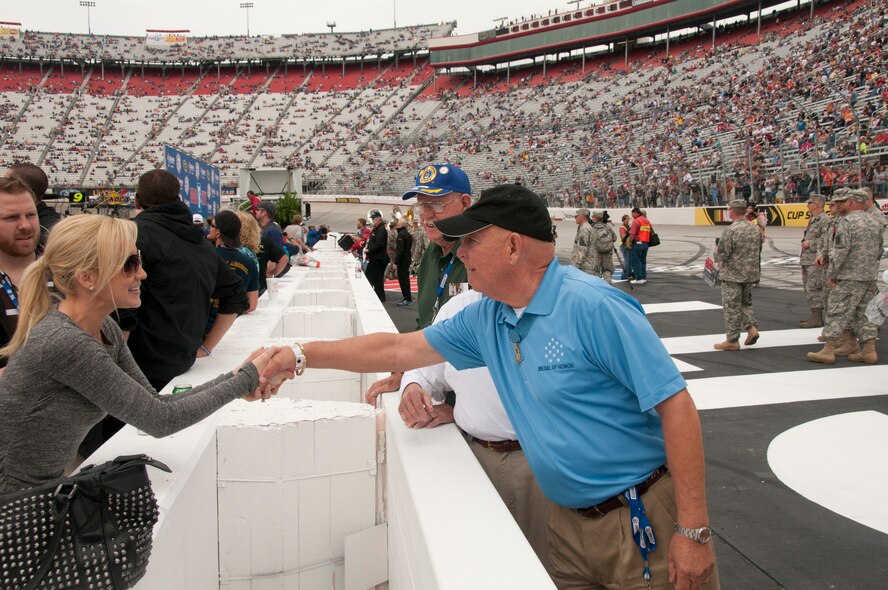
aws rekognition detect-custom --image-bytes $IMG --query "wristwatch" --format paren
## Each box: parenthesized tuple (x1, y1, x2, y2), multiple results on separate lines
(674, 524, 713, 544)
(290, 342, 307, 376)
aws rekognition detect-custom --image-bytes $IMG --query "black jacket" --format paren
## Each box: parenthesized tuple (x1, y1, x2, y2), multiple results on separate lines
(365, 222, 388, 261)
(36, 202, 61, 249)
(120, 201, 247, 387)
(395, 226, 413, 267)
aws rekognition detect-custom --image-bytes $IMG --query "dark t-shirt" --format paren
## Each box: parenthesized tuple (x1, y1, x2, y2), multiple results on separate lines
(216, 247, 259, 294)
(257, 236, 286, 295)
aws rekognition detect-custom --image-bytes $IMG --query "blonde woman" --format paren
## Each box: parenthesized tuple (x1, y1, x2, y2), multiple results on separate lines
(236, 209, 261, 275)
(236, 211, 287, 294)
(0, 215, 291, 493)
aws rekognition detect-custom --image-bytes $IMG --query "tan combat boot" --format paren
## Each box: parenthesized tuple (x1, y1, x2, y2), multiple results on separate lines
(744, 325, 760, 346)
(833, 331, 860, 356)
(807, 339, 838, 364)
(799, 308, 823, 329)
(848, 340, 878, 364)
(714, 340, 741, 351)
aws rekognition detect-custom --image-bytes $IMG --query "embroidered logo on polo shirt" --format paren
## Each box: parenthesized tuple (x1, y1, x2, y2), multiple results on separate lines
(538, 337, 574, 372)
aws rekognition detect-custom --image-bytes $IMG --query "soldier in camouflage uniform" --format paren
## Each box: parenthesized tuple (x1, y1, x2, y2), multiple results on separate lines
(385, 220, 398, 280)
(714, 199, 763, 351)
(799, 195, 830, 328)
(589, 211, 617, 283)
(410, 221, 428, 275)
(813, 191, 860, 352)
(571, 209, 597, 275)
(861, 187, 887, 257)
(808, 189, 883, 364)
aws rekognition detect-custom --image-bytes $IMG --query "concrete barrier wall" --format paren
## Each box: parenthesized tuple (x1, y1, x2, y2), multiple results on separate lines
(85, 238, 551, 589)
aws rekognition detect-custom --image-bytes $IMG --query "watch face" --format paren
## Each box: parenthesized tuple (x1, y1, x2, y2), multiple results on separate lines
(698, 527, 713, 543)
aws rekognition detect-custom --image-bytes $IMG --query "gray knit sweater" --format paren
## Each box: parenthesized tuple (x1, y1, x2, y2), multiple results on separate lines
(0, 308, 260, 493)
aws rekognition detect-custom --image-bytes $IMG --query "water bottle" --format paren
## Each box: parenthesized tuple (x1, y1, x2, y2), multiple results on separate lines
(865, 289, 888, 326)
(354, 258, 362, 277)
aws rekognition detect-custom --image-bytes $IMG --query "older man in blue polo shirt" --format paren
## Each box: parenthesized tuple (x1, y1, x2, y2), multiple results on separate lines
(261, 185, 719, 590)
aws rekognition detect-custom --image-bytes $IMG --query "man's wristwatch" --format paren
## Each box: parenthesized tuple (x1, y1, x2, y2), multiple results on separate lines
(673, 524, 713, 544)
(291, 342, 307, 376)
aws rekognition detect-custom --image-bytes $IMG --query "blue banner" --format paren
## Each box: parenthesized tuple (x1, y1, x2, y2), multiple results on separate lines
(164, 145, 221, 218)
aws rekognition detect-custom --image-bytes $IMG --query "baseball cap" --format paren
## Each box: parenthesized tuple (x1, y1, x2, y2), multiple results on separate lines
(830, 189, 850, 203)
(846, 188, 869, 203)
(192, 213, 205, 224)
(369, 209, 383, 219)
(433, 184, 553, 243)
(255, 201, 277, 217)
(805, 194, 825, 204)
(575, 208, 590, 218)
(729, 199, 747, 209)
(213, 210, 242, 240)
(400, 164, 472, 200)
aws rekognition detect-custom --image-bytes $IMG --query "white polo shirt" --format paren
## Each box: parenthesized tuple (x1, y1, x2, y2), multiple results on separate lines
(399, 289, 517, 442)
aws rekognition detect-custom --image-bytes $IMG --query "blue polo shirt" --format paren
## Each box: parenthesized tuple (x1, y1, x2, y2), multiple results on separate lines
(424, 258, 687, 508)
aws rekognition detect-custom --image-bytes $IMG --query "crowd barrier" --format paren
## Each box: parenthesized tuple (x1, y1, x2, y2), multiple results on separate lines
(85, 237, 552, 589)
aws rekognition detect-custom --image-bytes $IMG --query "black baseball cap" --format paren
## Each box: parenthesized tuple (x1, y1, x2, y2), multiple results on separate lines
(433, 184, 553, 242)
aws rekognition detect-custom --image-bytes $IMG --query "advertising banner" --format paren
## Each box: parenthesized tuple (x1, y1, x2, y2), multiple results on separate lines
(164, 145, 221, 218)
(145, 31, 187, 48)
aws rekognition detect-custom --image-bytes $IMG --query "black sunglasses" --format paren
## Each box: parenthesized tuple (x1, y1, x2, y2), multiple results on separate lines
(123, 251, 143, 275)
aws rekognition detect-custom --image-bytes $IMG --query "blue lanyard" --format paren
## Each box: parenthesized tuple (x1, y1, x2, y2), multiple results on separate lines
(0, 272, 18, 310)
(624, 485, 657, 587)
(429, 254, 457, 323)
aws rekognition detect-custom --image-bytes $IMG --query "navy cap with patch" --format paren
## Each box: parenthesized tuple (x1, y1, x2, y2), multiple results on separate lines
(400, 164, 472, 200)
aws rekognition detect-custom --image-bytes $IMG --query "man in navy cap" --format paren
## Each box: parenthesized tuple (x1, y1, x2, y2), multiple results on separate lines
(365, 163, 474, 403)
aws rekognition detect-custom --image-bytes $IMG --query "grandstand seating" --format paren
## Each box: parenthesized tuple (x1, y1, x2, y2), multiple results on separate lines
(1, 0, 885, 207)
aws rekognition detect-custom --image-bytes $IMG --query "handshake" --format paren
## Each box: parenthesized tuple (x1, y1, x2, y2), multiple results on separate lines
(236, 346, 300, 402)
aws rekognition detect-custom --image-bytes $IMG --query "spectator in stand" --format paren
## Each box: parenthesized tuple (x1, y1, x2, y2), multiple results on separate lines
(247, 190, 261, 214)
(209, 211, 258, 313)
(6, 163, 59, 248)
(236, 211, 288, 296)
(0, 214, 290, 493)
(0, 178, 41, 373)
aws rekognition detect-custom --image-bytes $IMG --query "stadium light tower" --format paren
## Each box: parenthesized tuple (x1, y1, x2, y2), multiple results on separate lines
(326, 22, 336, 34)
(568, 0, 583, 11)
(79, 1, 96, 35)
(240, 2, 254, 37)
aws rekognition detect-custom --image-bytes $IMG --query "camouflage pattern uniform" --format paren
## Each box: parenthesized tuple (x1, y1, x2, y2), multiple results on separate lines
(410, 224, 428, 275)
(385, 226, 398, 279)
(865, 203, 888, 258)
(801, 211, 830, 309)
(716, 218, 762, 341)
(590, 221, 617, 283)
(824, 209, 883, 341)
(571, 221, 597, 275)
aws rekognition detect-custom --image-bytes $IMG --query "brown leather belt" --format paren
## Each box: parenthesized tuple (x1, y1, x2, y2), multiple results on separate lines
(575, 465, 669, 518)
(467, 436, 522, 453)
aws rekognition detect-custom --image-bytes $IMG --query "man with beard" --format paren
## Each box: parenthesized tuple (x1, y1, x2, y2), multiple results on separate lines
(365, 163, 473, 403)
(0, 178, 40, 372)
(6, 163, 59, 247)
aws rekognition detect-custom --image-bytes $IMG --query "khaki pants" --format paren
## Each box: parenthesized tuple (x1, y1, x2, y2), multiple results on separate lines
(466, 437, 551, 573)
(548, 473, 720, 590)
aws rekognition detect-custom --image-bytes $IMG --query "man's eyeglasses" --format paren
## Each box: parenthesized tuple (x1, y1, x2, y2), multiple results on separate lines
(411, 195, 461, 216)
(122, 251, 143, 276)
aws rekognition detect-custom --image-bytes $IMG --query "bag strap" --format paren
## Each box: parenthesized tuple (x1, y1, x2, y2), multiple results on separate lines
(23, 483, 78, 590)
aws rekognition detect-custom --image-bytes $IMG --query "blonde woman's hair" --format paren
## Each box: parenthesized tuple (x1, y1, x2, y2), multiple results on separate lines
(236, 210, 261, 253)
(0, 215, 137, 358)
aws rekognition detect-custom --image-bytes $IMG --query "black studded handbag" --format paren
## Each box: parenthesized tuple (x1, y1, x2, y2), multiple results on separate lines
(0, 454, 171, 590)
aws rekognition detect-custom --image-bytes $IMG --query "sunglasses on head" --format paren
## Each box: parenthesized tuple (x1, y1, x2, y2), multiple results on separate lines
(123, 251, 142, 275)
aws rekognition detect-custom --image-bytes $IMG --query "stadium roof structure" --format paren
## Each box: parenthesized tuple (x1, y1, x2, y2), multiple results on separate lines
(428, 0, 809, 68)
